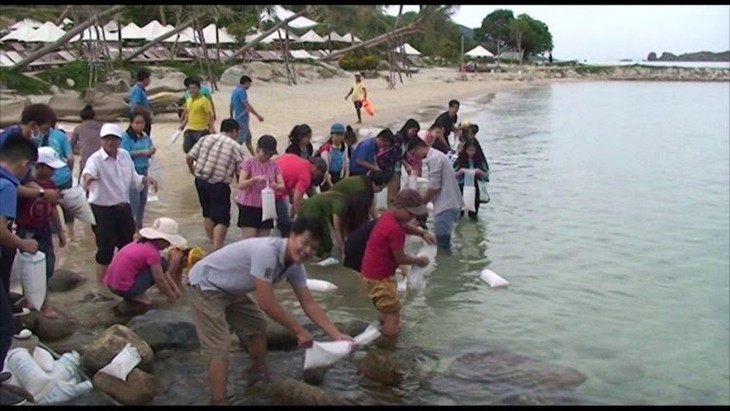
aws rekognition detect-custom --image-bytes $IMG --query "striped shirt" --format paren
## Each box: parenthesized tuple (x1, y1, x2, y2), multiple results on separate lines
(187, 133, 243, 184)
(235, 157, 281, 208)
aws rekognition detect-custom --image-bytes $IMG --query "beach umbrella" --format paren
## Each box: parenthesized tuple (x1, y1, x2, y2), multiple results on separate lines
(120, 22, 146, 40)
(327, 31, 346, 42)
(201, 24, 236, 44)
(393, 42, 422, 56)
(260, 5, 318, 30)
(0, 25, 37, 42)
(297, 30, 326, 44)
(139, 20, 169, 41)
(9, 19, 43, 31)
(341, 32, 362, 43)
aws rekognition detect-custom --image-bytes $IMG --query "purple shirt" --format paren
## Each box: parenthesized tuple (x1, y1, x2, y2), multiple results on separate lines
(235, 157, 281, 208)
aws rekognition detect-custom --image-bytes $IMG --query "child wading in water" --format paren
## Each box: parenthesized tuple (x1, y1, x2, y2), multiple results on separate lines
(453, 139, 489, 220)
(15, 147, 67, 319)
(103, 217, 187, 306)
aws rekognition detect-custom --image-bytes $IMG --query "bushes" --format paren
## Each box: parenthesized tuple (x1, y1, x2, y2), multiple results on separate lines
(338, 49, 380, 71)
(0, 68, 51, 94)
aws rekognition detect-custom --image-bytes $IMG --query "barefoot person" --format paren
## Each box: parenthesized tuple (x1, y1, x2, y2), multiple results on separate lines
(359, 189, 435, 341)
(104, 217, 187, 306)
(82, 123, 158, 297)
(184, 216, 355, 405)
(186, 119, 244, 251)
(15, 147, 68, 319)
(230, 75, 263, 157)
(344, 73, 367, 124)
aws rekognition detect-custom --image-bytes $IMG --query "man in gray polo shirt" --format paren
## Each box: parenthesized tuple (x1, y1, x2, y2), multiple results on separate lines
(406, 137, 464, 251)
(185, 216, 355, 405)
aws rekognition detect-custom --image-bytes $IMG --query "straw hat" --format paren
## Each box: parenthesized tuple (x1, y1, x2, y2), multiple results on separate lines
(139, 217, 187, 248)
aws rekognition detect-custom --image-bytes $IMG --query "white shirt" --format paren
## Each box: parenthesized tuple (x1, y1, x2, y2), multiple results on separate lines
(82, 147, 144, 206)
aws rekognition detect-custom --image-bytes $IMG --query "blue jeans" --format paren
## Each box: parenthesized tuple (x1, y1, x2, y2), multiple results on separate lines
(129, 171, 149, 230)
(275, 197, 292, 238)
(434, 208, 460, 250)
(110, 258, 169, 300)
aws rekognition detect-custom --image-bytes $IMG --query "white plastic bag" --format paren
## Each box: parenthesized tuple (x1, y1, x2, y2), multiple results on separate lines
(353, 323, 382, 347)
(97, 343, 141, 381)
(375, 187, 388, 210)
(32, 347, 55, 373)
(4, 347, 55, 399)
(314, 256, 339, 267)
(408, 243, 437, 290)
(47, 352, 82, 383)
(9, 252, 22, 295)
(407, 174, 417, 190)
(306, 278, 338, 292)
(480, 268, 509, 288)
(19, 251, 47, 310)
(37, 380, 93, 404)
(148, 158, 162, 191)
(59, 185, 96, 225)
(303, 341, 353, 370)
(462, 169, 477, 212)
(261, 186, 277, 222)
(169, 128, 183, 145)
(478, 179, 490, 204)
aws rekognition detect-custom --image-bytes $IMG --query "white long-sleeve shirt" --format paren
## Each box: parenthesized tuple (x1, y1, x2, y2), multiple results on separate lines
(82, 147, 144, 206)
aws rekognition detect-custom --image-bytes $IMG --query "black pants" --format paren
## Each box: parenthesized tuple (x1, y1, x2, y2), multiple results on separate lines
(144, 113, 152, 136)
(90, 203, 136, 265)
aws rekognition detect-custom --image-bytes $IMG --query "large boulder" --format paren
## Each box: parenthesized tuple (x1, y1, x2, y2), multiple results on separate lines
(48, 269, 86, 293)
(48, 92, 86, 120)
(146, 72, 187, 95)
(220, 66, 247, 86)
(95, 79, 130, 94)
(92, 368, 160, 405)
(88, 93, 129, 122)
(246, 61, 274, 82)
(107, 69, 133, 85)
(34, 309, 77, 342)
(357, 349, 406, 387)
(255, 377, 345, 405)
(0, 97, 30, 128)
(126, 309, 199, 352)
(81, 324, 154, 375)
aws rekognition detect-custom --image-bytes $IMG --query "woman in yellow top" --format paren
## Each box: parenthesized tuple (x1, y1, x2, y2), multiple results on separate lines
(344, 73, 367, 124)
(178, 79, 216, 153)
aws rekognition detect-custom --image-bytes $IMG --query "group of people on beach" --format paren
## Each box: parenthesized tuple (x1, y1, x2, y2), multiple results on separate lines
(0, 69, 490, 404)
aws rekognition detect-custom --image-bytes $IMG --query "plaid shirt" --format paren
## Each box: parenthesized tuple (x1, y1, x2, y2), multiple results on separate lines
(188, 133, 243, 184)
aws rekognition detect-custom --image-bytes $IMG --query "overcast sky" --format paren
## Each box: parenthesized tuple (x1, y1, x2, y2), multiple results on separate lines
(384, 5, 730, 62)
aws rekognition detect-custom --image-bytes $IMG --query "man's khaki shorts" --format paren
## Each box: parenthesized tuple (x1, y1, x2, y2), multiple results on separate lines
(185, 283, 267, 360)
(362, 276, 401, 313)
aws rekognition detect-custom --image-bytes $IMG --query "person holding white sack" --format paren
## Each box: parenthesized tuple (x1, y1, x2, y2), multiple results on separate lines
(235, 135, 284, 239)
(0, 136, 39, 386)
(184, 216, 354, 405)
(81, 123, 158, 299)
(453, 139, 489, 220)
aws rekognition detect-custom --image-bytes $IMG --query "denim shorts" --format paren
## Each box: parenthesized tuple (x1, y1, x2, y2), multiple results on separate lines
(434, 208, 460, 250)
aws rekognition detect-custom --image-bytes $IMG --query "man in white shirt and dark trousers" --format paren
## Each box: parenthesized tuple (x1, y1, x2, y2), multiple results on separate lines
(81, 123, 158, 298)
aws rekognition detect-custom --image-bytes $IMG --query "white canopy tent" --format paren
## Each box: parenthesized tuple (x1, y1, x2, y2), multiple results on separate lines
(162, 27, 195, 44)
(62, 18, 73, 26)
(139, 20, 169, 41)
(341, 32, 362, 43)
(297, 30, 325, 43)
(260, 5, 318, 30)
(70, 26, 118, 42)
(120, 22, 146, 40)
(465, 45, 495, 58)
(393, 42, 422, 56)
(201, 24, 237, 44)
(103, 21, 119, 32)
(260, 28, 299, 44)
(9, 19, 43, 31)
(1, 25, 37, 42)
(25, 22, 66, 43)
(327, 31, 346, 42)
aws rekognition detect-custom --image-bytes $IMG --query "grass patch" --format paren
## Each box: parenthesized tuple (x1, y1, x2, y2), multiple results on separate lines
(0, 68, 52, 94)
(574, 65, 615, 75)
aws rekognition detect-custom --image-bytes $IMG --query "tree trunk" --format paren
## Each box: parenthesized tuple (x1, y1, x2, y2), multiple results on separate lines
(11, 5, 126, 72)
(321, 21, 421, 62)
(222, 8, 309, 64)
(123, 18, 193, 63)
(117, 17, 123, 62)
(55, 6, 72, 27)
(195, 19, 216, 92)
(159, 6, 167, 26)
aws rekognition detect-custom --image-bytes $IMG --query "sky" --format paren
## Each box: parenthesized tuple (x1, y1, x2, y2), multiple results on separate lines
(384, 5, 730, 62)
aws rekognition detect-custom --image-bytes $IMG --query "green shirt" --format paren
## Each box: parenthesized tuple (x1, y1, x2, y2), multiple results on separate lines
(299, 191, 346, 223)
(331, 176, 367, 198)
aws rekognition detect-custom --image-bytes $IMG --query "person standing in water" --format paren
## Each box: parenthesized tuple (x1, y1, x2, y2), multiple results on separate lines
(344, 73, 367, 124)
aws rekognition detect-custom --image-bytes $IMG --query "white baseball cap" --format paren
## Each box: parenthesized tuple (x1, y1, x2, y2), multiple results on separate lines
(37, 147, 67, 169)
(100, 123, 123, 139)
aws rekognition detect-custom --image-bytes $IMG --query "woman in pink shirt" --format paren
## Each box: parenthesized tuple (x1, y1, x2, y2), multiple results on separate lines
(104, 217, 187, 306)
(235, 135, 285, 239)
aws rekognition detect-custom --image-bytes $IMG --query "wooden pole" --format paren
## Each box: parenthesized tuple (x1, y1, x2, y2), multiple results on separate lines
(321, 22, 420, 62)
(223, 8, 308, 64)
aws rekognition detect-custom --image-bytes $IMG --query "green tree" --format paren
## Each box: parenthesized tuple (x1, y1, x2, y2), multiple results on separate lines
(509, 14, 553, 61)
(477, 9, 515, 51)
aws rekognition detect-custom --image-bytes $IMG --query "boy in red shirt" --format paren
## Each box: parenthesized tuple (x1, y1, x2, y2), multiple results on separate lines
(360, 189, 436, 340)
(15, 147, 67, 319)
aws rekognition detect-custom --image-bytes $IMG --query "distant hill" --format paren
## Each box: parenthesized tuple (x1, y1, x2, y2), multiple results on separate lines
(646, 50, 730, 62)
(456, 24, 474, 41)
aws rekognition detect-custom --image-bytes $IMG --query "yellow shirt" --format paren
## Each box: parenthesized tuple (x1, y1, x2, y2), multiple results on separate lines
(186, 95, 213, 131)
(352, 82, 365, 102)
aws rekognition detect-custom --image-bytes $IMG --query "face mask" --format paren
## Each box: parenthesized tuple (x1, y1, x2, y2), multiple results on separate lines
(31, 130, 44, 146)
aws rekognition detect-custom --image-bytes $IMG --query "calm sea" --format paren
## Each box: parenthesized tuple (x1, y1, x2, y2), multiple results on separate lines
(59, 80, 729, 405)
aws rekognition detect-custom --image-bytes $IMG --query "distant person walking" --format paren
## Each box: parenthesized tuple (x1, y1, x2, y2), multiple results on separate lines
(128, 70, 153, 136)
(344, 73, 367, 124)
(230, 75, 264, 157)
(180, 78, 216, 154)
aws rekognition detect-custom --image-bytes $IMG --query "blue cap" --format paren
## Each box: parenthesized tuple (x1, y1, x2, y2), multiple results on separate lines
(330, 123, 346, 134)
